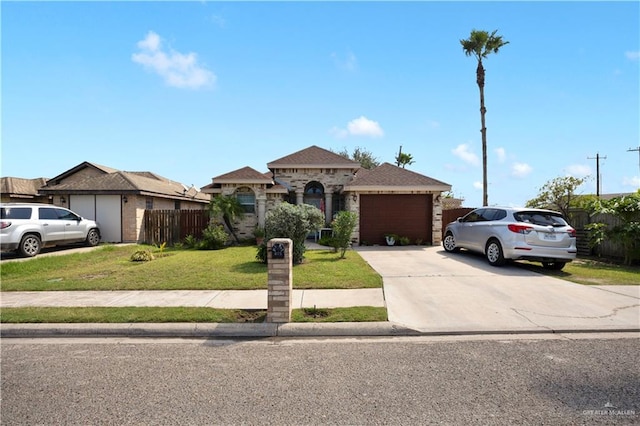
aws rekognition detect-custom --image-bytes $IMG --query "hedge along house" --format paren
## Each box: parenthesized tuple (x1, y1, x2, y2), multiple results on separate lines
(38, 162, 209, 243)
(201, 145, 451, 246)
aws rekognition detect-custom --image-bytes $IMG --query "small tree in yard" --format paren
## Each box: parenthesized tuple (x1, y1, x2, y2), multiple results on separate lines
(209, 195, 244, 244)
(331, 211, 358, 259)
(256, 203, 324, 264)
(526, 176, 587, 220)
(583, 191, 640, 265)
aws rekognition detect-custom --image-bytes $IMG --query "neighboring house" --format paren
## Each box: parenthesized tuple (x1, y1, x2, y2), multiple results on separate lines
(0, 177, 49, 203)
(201, 145, 451, 245)
(38, 162, 209, 243)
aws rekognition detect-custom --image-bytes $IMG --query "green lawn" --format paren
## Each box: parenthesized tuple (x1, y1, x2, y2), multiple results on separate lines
(0, 244, 382, 291)
(519, 257, 639, 286)
(0, 306, 388, 323)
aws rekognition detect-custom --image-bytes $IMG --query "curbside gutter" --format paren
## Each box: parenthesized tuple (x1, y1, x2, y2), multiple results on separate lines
(2, 323, 638, 339)
(0, 322, 421, 339)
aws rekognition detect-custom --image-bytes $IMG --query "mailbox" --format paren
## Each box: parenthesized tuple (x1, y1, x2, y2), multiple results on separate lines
(271, 242, 285, 259)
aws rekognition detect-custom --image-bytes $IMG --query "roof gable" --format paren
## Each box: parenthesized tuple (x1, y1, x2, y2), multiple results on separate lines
(267, 145, 360, 168)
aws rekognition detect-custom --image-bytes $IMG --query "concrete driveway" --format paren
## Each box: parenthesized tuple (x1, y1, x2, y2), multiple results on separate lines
(355, 246, 640, 334)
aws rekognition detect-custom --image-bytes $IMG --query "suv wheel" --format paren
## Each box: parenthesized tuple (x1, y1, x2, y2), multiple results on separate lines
(442, 232, 459, 253)
(85, 229, 100, 247)
(19, 234, 41, 257)
(485, 239, 506, 266)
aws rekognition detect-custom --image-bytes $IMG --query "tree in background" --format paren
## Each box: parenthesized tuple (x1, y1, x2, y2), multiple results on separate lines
(460, 29, 509, 207)
(395, 146, 415, 168)
(525, 176, 586, 219)
(331, 211, 358, 259)
(583, 191, 640, 265)
(209, 195, 244, 244)
(335, 147, 380, 170)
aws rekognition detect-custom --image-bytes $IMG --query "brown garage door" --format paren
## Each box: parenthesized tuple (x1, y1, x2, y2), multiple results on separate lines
(360, 194, 432, 245)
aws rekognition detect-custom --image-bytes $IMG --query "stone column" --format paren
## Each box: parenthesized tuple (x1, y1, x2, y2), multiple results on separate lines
(295, 189, 304, 205)
(266, 238, 293, 323)
(324, 192, 333, 225)
(257, 197, 266, 227)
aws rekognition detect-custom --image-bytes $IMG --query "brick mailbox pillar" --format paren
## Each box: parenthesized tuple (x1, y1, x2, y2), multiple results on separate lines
(266, 238, 293, 323)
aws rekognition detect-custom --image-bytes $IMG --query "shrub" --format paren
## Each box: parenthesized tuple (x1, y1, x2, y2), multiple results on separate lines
(256, 202, 324, 264)
(398, 236, 410, 246)
(331, 211, 358, 258)
(183, 234, 198, 249)
(130, 250, 155, 262)
(198, 224, 229, 250)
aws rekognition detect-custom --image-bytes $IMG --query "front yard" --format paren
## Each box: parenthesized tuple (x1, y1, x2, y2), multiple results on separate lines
(0, 245, 382, 291)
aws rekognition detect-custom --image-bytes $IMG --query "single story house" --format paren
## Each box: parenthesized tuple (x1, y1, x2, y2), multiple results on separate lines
(37, 162, 209, 243)
(201, 145, 451, 245)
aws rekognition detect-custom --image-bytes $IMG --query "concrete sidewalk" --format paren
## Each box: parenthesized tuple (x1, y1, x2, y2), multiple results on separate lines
(0, 289, 385, 310)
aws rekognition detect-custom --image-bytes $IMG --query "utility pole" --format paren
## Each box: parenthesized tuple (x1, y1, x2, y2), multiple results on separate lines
(587, 153, 607, 197)
(628, 146, 640, 175)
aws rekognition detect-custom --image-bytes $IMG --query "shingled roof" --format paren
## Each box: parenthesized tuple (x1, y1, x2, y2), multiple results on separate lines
(344, 162, 451, 191)
(267, 145, 360, 169)
(40, 163, 209, 202)
(201, 167, 288, 194)
(0, 177, 48, 198)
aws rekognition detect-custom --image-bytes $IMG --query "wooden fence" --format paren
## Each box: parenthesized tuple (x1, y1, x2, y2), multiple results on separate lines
(142, 210, 208, 245)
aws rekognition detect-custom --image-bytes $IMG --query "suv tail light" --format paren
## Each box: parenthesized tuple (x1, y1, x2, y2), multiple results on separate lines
(508, 224, 533, 234)
(567, 228, 576, 238)
(1, 221, 11, 229)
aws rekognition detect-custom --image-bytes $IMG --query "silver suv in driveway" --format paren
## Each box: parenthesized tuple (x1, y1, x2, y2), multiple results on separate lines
(442, 207, 577, 270)
(0, 203, 101, 257)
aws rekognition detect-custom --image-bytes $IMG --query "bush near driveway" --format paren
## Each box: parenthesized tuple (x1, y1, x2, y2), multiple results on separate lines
(0, 245, 382, 291)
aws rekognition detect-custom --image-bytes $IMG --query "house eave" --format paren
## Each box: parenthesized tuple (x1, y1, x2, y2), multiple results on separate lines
(343, 184, 452, 192)
(268, 163, 360, 170)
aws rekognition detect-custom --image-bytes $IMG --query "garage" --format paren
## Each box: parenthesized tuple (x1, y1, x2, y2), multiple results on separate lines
(70, 195, 122, 243)
(360, 194, 433, 245)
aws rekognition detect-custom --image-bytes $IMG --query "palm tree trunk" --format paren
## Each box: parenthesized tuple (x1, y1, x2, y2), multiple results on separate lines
(476, 60, 488, 207)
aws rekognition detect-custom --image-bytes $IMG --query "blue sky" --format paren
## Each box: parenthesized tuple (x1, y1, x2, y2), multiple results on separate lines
(2, 1, 639, 207)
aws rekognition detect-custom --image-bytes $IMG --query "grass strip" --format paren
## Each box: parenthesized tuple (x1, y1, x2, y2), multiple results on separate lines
(0, 306, 387, 323)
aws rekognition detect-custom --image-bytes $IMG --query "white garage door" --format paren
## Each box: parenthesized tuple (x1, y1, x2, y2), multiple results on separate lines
(70, 195, 122, 243)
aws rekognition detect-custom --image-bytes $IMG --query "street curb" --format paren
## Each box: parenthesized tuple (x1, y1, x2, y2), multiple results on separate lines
(1, 323, 638, 339)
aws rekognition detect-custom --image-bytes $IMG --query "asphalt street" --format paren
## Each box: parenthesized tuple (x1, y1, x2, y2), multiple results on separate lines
(2, 334, 639, 425)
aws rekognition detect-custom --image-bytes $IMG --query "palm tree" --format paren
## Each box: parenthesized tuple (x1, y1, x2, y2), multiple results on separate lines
(460, 29, 509, 206)
(209, 195, 245, 244)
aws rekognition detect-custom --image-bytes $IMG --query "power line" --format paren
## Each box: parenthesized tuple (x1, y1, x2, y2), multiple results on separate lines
(587, 153, 607, 197)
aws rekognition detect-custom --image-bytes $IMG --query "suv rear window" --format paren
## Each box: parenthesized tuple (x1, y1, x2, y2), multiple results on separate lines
(514, 211, 568, 227)
(1, 207, 32, 220)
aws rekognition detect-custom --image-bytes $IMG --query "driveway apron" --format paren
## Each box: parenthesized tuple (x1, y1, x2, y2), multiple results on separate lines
(355, 246, 640, 334)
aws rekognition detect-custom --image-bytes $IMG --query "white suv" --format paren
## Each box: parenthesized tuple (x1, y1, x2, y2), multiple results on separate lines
(0, 203, 101, 257)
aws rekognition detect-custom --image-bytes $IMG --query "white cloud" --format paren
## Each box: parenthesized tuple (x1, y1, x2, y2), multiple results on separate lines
(565, 164, 591, 178)
(511, 162, 533, 178)
(473, 181, 483, 190)
(332, 50, 358, 72)
(426, 119, 440, 129)
(452, 144, 480, 166)
(331, 116, 384, 138)
(132, 31, 216, 89)
(495, 147, 506, 163)
(622, 176, 640, 187)
(625, 51, 640, 61)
